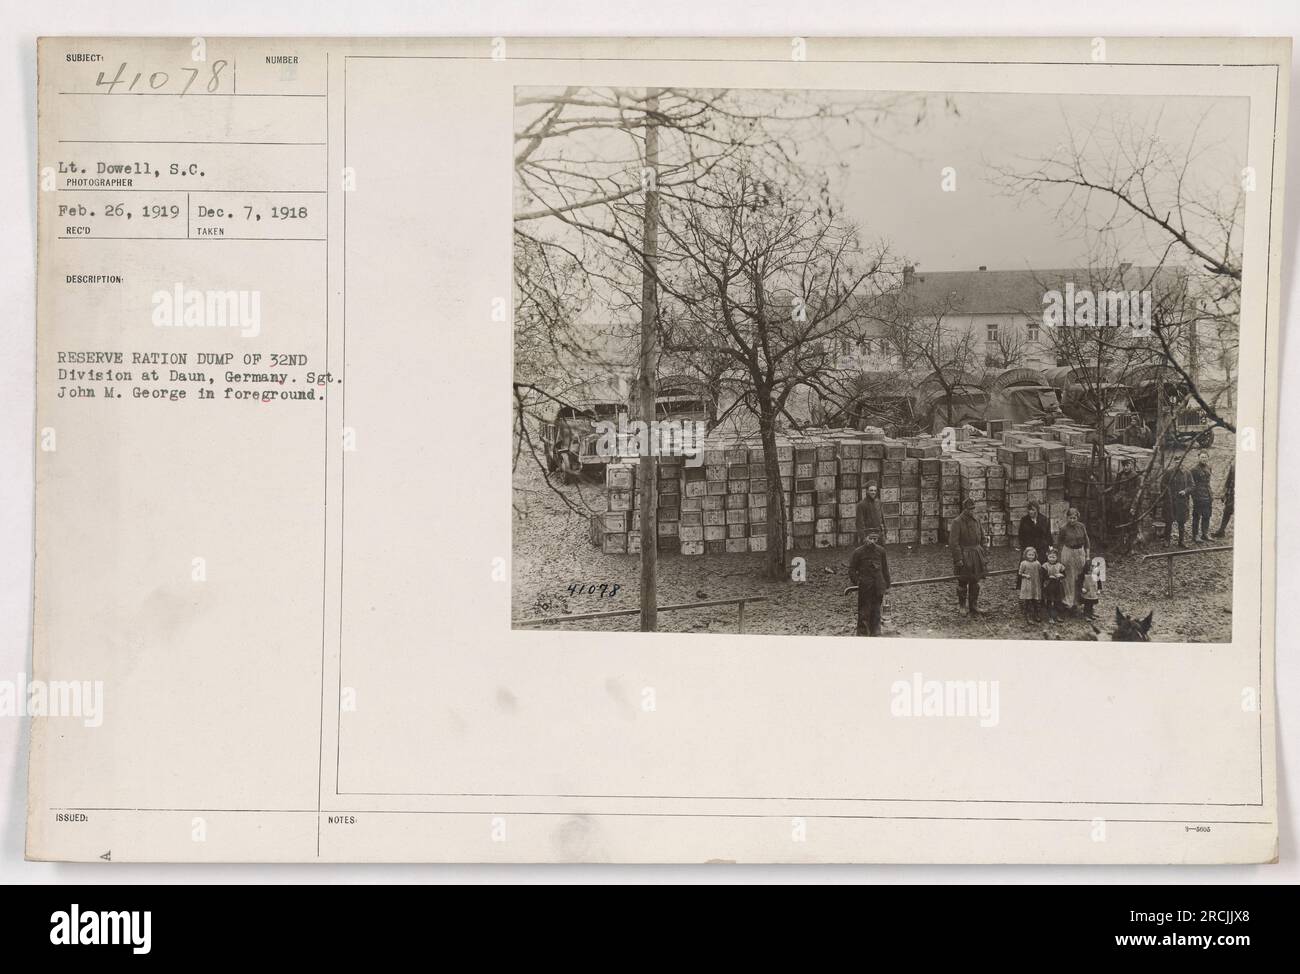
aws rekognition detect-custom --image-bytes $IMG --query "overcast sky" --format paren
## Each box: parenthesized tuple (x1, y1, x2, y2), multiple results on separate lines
(829, 90, 1250, 272)
(516, 86, 1250, 317)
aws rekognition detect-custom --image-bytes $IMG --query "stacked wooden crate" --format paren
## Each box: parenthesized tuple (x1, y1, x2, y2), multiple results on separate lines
(702, 444, 730, 554)
(680, 460, 707, 555)
(861, 437, 887, 540)
(588, 423, 1156, 557)
(653, 454, 682, 553)
(984, 459, 1006, 545)
(939, 456, 961, 540)
(956, 454, 989, 518)
(908, 440, 943, 545)
(877, 439, 903, 543)
(679, 435, 786, 555)
(835, 437, 861, 547)
(813, 440, 838, 549)
(997, 440, 1030, 547)
(744, 443, 768, 554)
(594, 456, 685, 554)
(597, 461, 636, 554)
(721, 443, 749, 554)
(790, 441, 816, 550)
(980, 448, 1009, 548)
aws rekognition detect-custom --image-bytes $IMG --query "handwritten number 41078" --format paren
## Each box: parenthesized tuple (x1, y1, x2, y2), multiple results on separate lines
(94, 60, 229, 96)
(568, 583, 620, 598)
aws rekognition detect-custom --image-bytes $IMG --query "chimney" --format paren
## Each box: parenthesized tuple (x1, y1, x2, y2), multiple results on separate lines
(902, 265, 915, 285)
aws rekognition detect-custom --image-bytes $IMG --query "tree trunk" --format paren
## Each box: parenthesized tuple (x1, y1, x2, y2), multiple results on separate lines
(637, 88, 660, 632)
(759, 403, 788, 580)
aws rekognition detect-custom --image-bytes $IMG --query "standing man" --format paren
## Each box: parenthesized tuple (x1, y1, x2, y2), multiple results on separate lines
(1190, 450, 1214, 542)
(855, 481, 885, 543)
(949, 498, 988, 616)
(848, 528, 891, 636)
(1213, 460, 1235, 539)
(1165, 464, 1191, 547)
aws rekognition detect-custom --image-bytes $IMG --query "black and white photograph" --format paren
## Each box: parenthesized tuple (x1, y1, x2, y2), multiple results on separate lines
(513, 85, 1245, 642)
(4, 4, 1294, 903)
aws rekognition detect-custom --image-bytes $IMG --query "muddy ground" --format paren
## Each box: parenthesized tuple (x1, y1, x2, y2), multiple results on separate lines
(512, 441, 1236, 642)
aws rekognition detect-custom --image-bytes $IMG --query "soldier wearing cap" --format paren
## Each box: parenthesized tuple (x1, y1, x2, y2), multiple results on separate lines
(949, 498, 988, 616)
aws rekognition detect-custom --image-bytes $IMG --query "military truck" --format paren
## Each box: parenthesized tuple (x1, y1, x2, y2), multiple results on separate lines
(641, 374, 717, 427)
(539, 382, 627, 483)
(1040, 366, 1136, 442)
(806, 369, 990, 437)
(914, 371, 990, 435)
(1127, 364, 1216, 447)
(983, 367, 1065, 428)
(807, 371, 924, 435)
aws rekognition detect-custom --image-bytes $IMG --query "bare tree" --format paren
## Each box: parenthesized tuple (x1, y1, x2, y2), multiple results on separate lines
(984, 324, 1028, 371)
(875, 290, 980, 430)
(652, 168, 891, 578)
(512, 87, 936, 494)
(512, 236, 622, 518)
(513, 87, 947, 600)
(1000, 107, 1242, 433)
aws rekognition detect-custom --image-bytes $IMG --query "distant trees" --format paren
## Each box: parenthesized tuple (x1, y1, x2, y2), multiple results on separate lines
(874, 290, 979, 430)
(1000, 108, 1241, 435)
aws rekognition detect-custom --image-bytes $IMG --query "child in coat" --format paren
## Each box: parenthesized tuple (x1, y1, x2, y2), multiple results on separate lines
(1041, 548, 1066, 624)
(1016, 546, 1042, 624)
(1080, 556, 1105, 620)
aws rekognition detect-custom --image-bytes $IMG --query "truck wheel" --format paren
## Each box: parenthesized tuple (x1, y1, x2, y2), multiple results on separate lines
(559, 452, 579, 484)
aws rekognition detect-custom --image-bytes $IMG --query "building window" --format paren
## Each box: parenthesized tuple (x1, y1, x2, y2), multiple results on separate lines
(986, 322, 999, 343)
(1026, 322, 1041, 343)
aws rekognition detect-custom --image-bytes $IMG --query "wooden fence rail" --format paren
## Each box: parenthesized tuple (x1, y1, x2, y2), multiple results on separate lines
(515, 595, 769, 633)
(1141, 544, 1234, 596)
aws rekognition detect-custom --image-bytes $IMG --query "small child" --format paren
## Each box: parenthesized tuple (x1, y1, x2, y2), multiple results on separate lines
(1080, 555, 1105, 619)
(1041, 547, 1066, 624)
(1016, 546, 1042, 624)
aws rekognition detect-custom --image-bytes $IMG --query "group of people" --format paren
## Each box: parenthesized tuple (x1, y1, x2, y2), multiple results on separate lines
(847, 484, 1106, 636)
(846, 446, 1233, 635)
(1163, 451, 1234, 545)
(1011, 502, 1102, 624)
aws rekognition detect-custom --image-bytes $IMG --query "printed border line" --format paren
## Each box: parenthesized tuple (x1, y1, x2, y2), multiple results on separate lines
(316, 51, 332, 859)
(52, 807, 1273, 826)
(335, 791, 1264, 807)
(332, 53, 1273, 818)
(1257, 62, 1281, 807)
(342, 56, 1282, 68)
